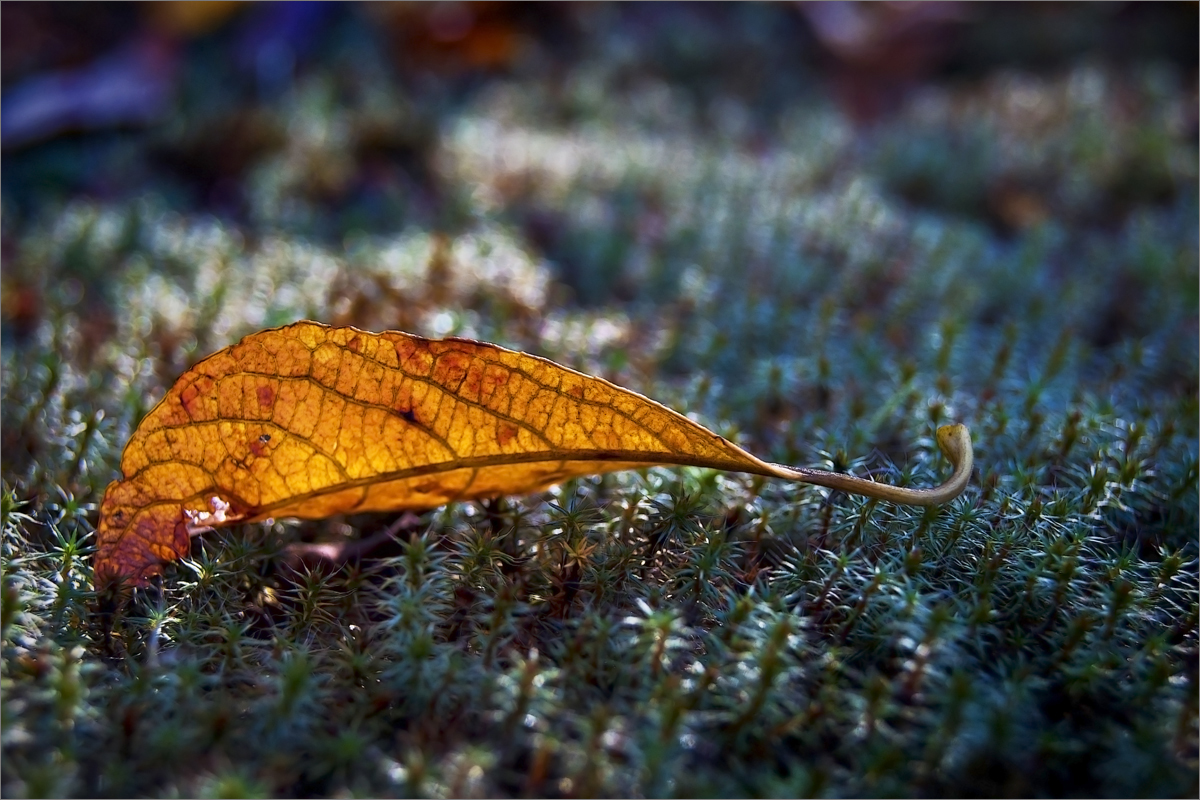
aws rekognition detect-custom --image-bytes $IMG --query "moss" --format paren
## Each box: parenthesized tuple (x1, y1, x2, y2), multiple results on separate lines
(2, 5, 1197, 798)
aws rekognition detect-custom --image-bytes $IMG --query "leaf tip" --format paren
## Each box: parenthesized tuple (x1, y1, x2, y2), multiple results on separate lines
(93, 480, 190, 590)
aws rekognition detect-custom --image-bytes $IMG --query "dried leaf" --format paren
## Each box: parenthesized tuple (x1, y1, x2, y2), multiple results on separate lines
(94, 321, 973, 586)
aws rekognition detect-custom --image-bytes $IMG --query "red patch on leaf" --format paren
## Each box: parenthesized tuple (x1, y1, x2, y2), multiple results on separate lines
(462, 363, 483, 399)
(481, 366, 509, 397)
(498, 423, 517, 446)
(172, 516, 190, 557)
(433, 352, 469, 386)
(180, 385, 202, 417)
(257, 385, 275, 408)
(393, 337, 432, 375)
(393, 384, 415, 413)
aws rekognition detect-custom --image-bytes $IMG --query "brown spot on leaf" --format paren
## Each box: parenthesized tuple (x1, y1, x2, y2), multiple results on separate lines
(180, 383, 203, 417)
(498, 424, 517, 446)
(393, 336, 433, 376)
(481, 366, 510, 400)
(463, 362, 484, 400)
(257, 385, 275, 408)
(433, 351, 469, 386)
(172, 516, 190, 557)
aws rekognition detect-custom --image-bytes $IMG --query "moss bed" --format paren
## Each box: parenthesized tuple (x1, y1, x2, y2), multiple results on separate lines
(2, 5, 1197, 797)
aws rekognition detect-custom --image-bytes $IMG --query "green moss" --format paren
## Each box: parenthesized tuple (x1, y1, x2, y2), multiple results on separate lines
(2, 6, 1197, 798)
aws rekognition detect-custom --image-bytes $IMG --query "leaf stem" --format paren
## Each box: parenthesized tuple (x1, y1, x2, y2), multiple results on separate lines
(757, 424, 974, 507)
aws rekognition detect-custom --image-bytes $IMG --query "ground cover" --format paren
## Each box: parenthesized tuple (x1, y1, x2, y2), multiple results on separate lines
(2, 5, 1196, 797)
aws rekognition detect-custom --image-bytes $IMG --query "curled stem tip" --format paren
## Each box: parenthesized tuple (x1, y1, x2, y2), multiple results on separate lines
(761, 423, 974, 506)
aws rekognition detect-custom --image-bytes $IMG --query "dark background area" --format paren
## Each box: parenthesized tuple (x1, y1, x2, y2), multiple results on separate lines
(2, 3, 1197, 798)
(2, 2, 1196, 227)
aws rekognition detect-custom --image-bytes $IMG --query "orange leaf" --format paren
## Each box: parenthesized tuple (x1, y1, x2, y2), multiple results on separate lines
(94, 321, 973, 587)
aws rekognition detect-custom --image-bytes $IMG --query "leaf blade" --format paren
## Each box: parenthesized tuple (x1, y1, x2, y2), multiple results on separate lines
(94, 321, 973, 586)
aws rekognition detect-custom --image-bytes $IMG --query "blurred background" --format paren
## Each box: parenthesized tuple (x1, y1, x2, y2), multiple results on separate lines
(3, 0, 1197, 446)
(3, 2, 1197, 341)
(4, 3, 1197, 210)
(1, 4, 1197, 798)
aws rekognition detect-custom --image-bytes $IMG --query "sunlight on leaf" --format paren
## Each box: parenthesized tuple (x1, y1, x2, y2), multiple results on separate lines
(94, 321, 973, 586)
